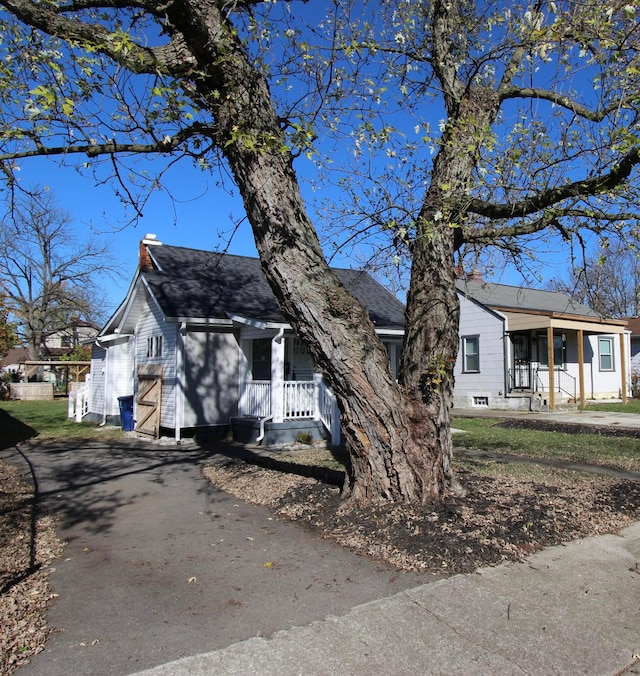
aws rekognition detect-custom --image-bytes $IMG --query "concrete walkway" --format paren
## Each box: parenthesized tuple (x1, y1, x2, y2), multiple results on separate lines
(134, 521, 640, 676)
(453, 406, 640, 431)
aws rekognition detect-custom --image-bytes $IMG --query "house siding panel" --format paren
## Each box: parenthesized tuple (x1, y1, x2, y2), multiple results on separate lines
(136, 299, 177, 428)
(585, 334, 624, 399)
(89, 344, 106, 418)
(109, 340, 135, 417)
(182, 330, 240, 427)
(454, 294, 505, 407)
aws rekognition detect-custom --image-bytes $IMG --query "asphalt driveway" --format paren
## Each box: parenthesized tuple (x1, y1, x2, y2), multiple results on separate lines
(2, 438, 427, 676)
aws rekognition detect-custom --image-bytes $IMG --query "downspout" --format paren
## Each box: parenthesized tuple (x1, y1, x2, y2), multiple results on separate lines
(174, 322, 187, 444)
(256, 415, 273, 444)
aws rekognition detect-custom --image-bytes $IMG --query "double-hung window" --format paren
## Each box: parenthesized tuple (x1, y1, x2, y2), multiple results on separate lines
(462, 335, 480, 373)
(598, 337, 614, 371)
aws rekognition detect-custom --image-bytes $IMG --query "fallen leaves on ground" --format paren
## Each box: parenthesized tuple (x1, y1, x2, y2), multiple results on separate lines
(203, 455, 640, 575)
(0, 461, 64, 675)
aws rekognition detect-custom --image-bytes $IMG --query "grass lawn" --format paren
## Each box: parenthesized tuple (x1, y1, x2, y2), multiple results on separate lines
(452, 416, 640, 472)
(581, 399, 640, 414)
(0, 399, 123, 448)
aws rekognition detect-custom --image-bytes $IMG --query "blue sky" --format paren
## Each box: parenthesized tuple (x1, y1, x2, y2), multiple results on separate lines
(3, 2, 604, 318)
(14, 146, 581, 319)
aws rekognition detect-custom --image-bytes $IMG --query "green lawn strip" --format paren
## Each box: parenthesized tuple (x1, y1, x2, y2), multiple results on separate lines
(0, 399, 123, 446)
(581, 399, 640, 414)
(452, 417, 640, 472)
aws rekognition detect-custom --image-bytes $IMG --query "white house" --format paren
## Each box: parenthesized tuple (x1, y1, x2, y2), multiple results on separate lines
(79, 237, 631, 442)
(83, 236, 404, 444)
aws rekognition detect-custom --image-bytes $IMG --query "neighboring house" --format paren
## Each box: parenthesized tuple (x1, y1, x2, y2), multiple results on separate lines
(0, 346, 29, 380)
(455, 277, 631, 410)
(43, 320, 98, 356)
(84, 236, 405, 444)
(84, 236, 631, 442)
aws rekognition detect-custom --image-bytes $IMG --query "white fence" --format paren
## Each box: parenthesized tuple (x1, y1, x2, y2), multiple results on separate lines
(68, 375, 91, 422)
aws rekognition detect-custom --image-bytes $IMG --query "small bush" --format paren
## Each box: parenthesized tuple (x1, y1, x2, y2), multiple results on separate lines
(295, 431, 314, 445)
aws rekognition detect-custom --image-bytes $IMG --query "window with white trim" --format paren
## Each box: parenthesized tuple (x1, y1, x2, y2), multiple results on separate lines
(598, 337, 614, 371)
(462, 335, 480, 373)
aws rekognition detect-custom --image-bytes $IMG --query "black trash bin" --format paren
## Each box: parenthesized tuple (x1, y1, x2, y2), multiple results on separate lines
(118, 395, 135, 432)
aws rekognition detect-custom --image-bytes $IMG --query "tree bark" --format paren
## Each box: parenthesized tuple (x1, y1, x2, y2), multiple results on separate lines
(163, 0, 449, 504)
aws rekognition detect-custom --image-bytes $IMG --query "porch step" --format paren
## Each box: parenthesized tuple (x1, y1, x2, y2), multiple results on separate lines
(531, 392, 579, 412)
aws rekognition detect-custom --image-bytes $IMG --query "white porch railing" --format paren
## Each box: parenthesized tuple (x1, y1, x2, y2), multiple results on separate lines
(239, 376, 340, 442)
(68, 376, 91, 422)
(316, 379, 340, 444)
(283, 381, 315, 418)
(238, 380, 271, 418)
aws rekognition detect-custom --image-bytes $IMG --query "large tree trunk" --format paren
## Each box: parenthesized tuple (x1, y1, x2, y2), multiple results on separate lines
(165, 1, 450, 504)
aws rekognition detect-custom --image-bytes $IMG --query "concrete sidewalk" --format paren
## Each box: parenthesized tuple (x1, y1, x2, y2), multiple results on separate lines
(135, 521, 640, 676)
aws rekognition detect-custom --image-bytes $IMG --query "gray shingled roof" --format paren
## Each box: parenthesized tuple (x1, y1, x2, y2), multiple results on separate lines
(144, 244, 406, 329)
(455, 279, 601, 318)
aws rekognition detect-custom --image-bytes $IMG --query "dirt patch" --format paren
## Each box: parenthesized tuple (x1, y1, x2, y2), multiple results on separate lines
(0, 461, 64, 675)
(203, 455, 640, 575)
(497, 417, 640, 438)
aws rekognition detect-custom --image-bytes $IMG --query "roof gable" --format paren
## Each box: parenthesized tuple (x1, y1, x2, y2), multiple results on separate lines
(142, 244, 406, 329)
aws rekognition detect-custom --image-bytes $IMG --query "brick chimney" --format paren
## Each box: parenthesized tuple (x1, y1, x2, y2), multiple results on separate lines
(466, 268, 484, 282)
(139, 234, 162, 271)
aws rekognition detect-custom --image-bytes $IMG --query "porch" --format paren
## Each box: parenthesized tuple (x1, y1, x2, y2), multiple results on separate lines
(236, 375, 340, 446)
(505, 318, 629, 410)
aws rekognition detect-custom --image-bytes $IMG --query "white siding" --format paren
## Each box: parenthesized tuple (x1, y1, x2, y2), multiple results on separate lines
(454, 294, 506, 407)
(585, 334, 625, 399)
(182, 329, 240, 427)
(135, 299, 177, 428)
(89, 344, 106, 417)
(109, 340, 135, 417)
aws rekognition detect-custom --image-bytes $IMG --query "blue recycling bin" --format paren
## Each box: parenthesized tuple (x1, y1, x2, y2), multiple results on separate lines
(118, 395, 135, 432)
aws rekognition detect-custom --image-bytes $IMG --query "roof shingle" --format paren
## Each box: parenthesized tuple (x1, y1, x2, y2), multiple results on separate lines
(143, 245, 406, 329)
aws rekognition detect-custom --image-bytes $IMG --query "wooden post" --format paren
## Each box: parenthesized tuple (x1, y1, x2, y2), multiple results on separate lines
(547, 327, 555, 411)
(577, 329, 585, 407)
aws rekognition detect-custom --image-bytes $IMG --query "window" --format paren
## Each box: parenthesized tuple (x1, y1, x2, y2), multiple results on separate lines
(252, 338, 271, 380)
(146, 335, 163, 358)
(598, 337, 614, 371)
(462, 335, 480, 373)
(538, 334, 565, 369)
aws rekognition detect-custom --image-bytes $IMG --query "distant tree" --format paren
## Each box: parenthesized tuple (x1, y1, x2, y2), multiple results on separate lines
(0, 190, 117, 360)
(0, 287, 17, 359)
(548, 243, 640, 318)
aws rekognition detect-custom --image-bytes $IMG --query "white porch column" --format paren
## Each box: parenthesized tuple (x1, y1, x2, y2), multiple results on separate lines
(271, 330, 285, 423)
(313, 373, 323, 421)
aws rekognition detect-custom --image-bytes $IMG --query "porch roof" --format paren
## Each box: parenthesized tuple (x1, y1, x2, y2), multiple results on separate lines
(501, 311, 628, 334)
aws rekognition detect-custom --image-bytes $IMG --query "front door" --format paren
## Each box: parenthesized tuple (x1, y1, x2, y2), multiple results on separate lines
(511, 334, 531, 389)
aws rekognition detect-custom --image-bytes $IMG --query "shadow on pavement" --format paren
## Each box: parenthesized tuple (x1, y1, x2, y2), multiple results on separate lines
(0, 408, 37, 449)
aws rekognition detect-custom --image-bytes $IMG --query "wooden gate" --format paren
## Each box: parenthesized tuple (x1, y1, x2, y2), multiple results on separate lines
(136, 365, 162, 437)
